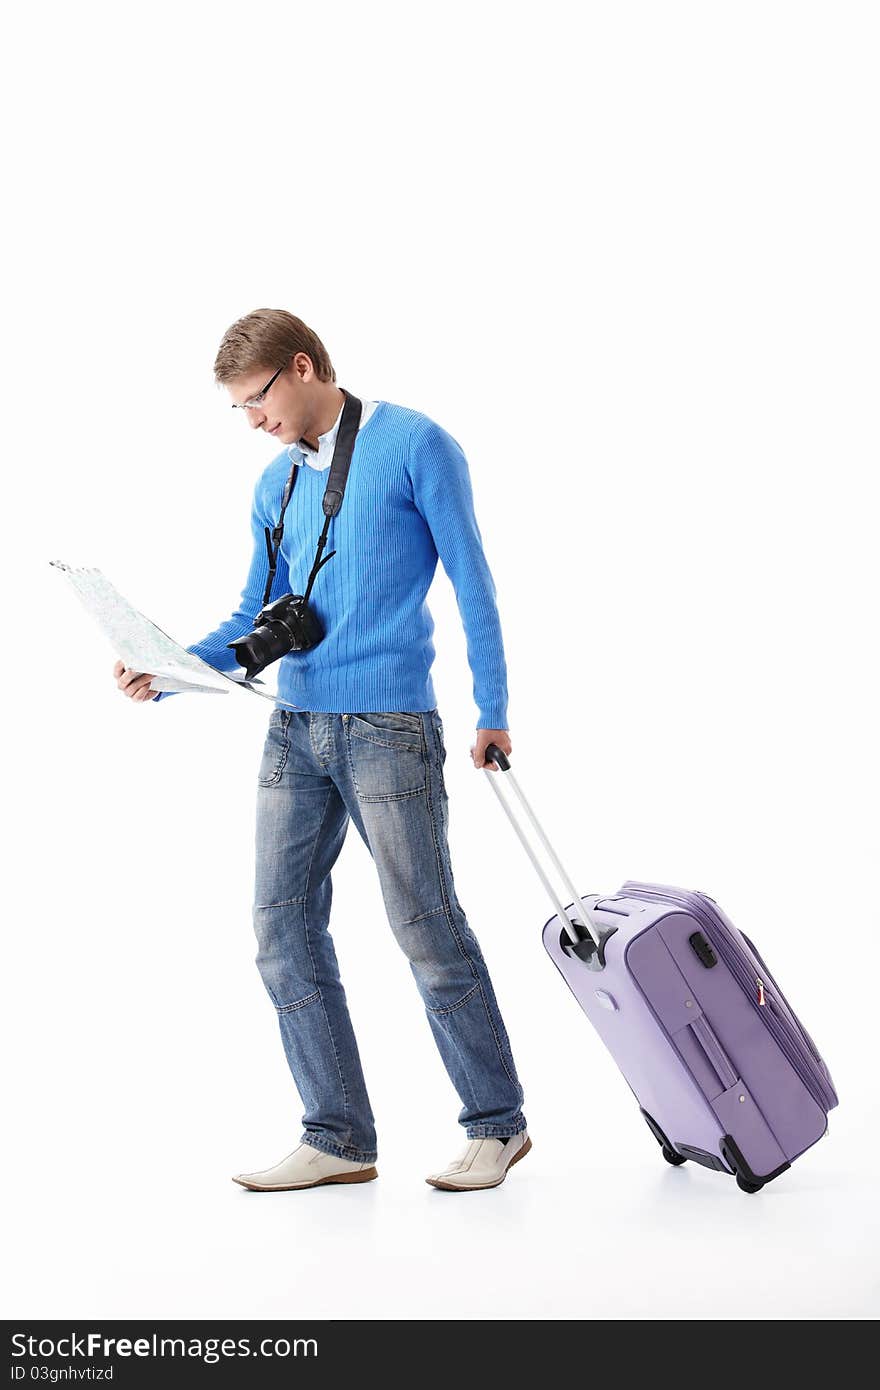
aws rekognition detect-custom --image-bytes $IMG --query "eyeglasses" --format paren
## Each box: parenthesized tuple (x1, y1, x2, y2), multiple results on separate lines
(231, 361, 288, 410)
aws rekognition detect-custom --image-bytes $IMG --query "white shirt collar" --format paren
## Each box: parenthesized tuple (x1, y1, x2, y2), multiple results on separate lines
(287, 397, 377, 471)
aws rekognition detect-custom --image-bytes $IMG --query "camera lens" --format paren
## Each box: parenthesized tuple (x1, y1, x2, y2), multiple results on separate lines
(227, 593, 325, 680)
(228, 620, 294, 681)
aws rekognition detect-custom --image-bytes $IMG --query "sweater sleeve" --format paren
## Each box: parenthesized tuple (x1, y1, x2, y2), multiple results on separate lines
(407, 416, 509, 730)
(153, 474, 291, 703)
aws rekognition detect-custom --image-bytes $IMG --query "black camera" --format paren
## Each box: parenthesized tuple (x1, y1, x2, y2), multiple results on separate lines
(227, 593, 324, 680)
(225, 388, 363, 685)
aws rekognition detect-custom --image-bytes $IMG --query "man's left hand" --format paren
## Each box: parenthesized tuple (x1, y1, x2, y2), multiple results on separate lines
(471, 729, 511, 771)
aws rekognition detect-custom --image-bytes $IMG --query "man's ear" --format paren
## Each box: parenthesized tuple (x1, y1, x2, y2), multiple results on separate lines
(293, 351, 314, 383)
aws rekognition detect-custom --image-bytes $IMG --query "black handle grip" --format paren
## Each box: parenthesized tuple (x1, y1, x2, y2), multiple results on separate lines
(485, 742, 511, 771)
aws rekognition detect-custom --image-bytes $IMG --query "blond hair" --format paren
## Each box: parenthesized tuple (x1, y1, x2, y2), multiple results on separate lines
(214, 308, 336, 384)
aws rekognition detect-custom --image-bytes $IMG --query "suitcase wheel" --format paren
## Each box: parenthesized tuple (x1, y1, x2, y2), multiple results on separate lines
(661, 1144, 687, 1166)
(641, 1109, 688, 1166)
(735, 1174, 764, 1194)
(721, 1137, 776, 1194)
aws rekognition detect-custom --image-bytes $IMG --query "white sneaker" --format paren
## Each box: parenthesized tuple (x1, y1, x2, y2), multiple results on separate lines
(232, 1142, 378, 1191)
(425, 1131, 532, 1191)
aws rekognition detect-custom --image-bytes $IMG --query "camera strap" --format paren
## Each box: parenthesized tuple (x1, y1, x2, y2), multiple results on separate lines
(261, 389, 363, 609)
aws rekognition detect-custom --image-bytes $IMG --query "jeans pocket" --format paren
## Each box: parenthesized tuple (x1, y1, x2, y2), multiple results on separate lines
(346, 713, 426, 800)
(348, 712, 423, 747)
(258, 711, 290, 786)
(430, 710, 447, 764)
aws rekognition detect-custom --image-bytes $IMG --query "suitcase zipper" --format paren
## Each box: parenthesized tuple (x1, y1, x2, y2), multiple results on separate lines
(739, 929, 829, 1071)
(625, 884, 828, 1112)
(700, 910, 836, 1107)
(621, 883, 838, 1113)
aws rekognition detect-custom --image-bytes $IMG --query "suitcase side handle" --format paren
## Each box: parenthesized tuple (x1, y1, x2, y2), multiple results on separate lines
(483, 742, 601, 949)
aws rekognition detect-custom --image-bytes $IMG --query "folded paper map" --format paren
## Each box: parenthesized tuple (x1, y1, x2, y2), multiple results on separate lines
(50, 560, 295, 706)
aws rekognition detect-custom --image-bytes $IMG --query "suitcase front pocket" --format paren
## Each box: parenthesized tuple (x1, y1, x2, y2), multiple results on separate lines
(673, 1013, 740, 1100)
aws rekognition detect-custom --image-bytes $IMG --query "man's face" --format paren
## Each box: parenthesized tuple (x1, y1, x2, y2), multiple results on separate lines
(227, 353, 313, 443)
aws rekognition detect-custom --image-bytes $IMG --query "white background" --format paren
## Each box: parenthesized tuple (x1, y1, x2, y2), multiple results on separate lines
(4, 0, 878, 1321)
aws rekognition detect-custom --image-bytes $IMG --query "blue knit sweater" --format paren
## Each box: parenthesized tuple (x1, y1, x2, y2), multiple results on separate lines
(155, 400, 510, 729)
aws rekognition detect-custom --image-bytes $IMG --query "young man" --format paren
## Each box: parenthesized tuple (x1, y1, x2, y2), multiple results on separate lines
(114, 308, 530, 1192)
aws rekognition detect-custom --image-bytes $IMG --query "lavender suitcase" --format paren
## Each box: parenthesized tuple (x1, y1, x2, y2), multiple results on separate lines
(483, 744, 838, 1193)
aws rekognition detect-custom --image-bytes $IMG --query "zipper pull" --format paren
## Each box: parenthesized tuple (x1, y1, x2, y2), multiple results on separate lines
(756, 979, 766, 1007)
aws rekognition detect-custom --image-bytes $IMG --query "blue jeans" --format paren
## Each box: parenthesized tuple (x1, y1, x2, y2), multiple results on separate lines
(252, 707, 527, 1164)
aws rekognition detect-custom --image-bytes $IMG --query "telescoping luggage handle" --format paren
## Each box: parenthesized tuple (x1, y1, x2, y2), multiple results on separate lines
(483, 743, 601, 949)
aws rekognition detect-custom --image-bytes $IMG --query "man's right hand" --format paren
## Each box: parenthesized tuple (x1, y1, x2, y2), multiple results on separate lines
(114, 658, 160, 702)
